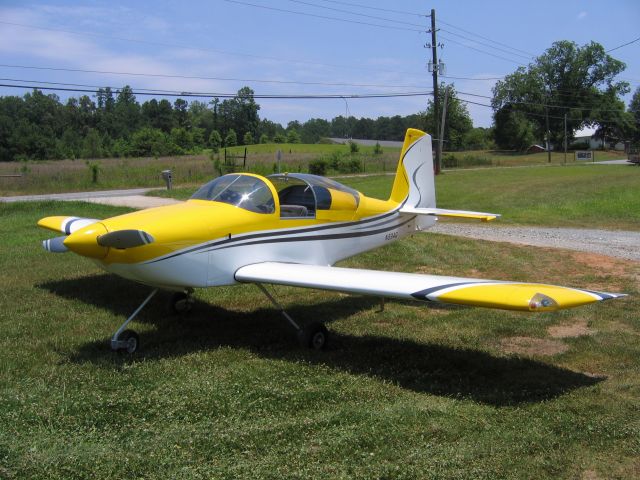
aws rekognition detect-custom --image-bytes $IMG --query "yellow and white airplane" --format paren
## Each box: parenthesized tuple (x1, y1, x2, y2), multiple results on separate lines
(38, 129, 625, 353)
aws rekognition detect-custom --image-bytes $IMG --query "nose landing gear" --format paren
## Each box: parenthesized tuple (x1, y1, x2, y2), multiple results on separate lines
(110, 288, 158, 353)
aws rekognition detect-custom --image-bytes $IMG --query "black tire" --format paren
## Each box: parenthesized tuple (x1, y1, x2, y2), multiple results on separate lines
(298, 322, 329, 350)
(170, 292, 193, 314)
(119, 329, 139, 354)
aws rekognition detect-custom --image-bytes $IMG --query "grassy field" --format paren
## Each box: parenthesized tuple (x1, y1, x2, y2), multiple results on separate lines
(152, 164, 640, 231)
(1, 201, 639, 478)
(0, 143, 625, 196)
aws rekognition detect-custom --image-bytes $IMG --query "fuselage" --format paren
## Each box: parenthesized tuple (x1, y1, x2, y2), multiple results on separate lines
(63, 173, 433, 290)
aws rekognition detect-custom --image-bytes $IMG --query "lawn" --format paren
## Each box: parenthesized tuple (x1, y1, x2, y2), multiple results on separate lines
(0, 142, 626, 196)
(151, 164, 640, 231)
(1, 201, 638, 478)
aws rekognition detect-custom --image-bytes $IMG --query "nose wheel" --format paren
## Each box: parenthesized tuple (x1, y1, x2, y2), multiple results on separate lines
(110, 289, 158, 353)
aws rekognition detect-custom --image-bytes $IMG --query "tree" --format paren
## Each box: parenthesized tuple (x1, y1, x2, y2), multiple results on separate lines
(273, 132, 286, 144)
(243, 131, 254, 145)
(115, 86, 140, 138)
(225, 129, 237, 147)
(493, 105, 536, 151)
(170, 127, 193, 151)
(300, 118, 331, 143)
(129, 127, 178, 157)
(209, 130, 222, 152)
(173, 98, 189, 128)
(81, 129, 103, 158)
(492, 41, 628, 148)
(286, 129, 301, 144)
(424, 85, 473, 151)
(259, 133, 269, 144)
(629, 86, 640, 142)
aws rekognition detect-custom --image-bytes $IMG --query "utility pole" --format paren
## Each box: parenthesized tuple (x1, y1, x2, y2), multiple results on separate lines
(563, 113, 567, 164)
(430, 8, 440, 174)
(439, 86, 450, 165)
(545, 93, 551, 163)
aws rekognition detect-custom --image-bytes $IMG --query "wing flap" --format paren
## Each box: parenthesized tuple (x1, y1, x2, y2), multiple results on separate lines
(38, 216, 100, 234)
(400, 206, 500, 222)
(235, 262, 625, 312)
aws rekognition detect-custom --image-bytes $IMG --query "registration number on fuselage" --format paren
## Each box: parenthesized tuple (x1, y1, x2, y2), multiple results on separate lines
(385, 231, 398, 241)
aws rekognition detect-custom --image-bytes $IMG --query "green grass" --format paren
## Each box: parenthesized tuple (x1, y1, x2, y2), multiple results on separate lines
(1, 201, 639, 478)
(1, 143, 626, 196)
(151, 164, 640, 230)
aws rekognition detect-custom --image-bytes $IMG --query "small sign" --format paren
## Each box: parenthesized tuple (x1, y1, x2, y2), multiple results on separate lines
(275, 150, 282, 173)
(575, 151, 594, 162)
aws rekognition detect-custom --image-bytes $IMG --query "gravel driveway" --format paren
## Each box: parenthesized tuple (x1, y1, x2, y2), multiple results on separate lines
(431, 223, 640, 262)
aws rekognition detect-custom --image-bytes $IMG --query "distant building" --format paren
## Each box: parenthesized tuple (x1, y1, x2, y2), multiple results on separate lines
(572, 134, 625, 151)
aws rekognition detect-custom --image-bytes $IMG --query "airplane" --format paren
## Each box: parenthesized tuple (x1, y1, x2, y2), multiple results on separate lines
(38, 128, 625, 353)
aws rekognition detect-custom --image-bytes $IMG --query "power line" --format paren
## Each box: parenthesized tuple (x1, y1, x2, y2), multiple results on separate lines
(439, 35, 528, 66)
(310, 0, 424, 17)
(440, 28, 533, 60)
(457, 90, 631, 113)
(438, 18, 536, 58)
(0, 64, 430, 89)
(284, 0, 425, 28)
(458, 97, 628, 125)
(222, 0, 424, 32)
(606, 36, 640, 53)
(0, 82, 434, 99)
(0, 21, 424, 77)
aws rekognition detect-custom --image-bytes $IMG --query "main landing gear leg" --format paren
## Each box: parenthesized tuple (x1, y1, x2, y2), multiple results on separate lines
(255, 283, 328, 350)
(110, 288, 158, 353)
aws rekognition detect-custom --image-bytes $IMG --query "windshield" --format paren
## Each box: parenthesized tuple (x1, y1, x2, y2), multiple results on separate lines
(191, 174, 275, 214)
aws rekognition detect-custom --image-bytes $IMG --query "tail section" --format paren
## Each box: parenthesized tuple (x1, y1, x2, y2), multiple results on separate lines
(389, 128, 435, 209)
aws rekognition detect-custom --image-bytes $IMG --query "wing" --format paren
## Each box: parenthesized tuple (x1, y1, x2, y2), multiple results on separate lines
(235, 262, 625, 312)
(38, 216, 100, 234)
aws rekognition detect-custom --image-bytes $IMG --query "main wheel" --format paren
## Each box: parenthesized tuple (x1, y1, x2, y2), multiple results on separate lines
(298, 322, 329, 350)
(170, 292, 193, 314)
(119, 329, 140, 354)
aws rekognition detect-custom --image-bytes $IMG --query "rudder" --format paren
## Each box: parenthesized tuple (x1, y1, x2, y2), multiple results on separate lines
(389, 128, 435, 208)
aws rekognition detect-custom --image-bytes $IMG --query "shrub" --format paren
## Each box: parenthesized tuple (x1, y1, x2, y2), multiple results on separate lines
(349, 140, 359, 153)
(373, 141, 383, 154)
(309, 159, 328, 175)
(341, 158, 362, 173)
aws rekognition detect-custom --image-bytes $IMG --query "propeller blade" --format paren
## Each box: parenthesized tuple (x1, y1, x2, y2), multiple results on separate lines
(97, 230, 154, 249)
(43, 236, 69, 253)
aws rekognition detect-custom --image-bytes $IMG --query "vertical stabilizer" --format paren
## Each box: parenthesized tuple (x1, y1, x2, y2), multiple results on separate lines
(389, 128, 435, 209)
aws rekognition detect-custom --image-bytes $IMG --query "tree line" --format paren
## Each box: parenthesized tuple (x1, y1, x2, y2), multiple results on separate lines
(0, 83, 492, 162)
(0, 41, 636, 162)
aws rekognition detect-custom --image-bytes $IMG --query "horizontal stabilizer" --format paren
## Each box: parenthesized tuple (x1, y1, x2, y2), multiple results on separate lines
(235, 262, 625, 312)
(38, 216, 100, 234)
(400, 206, 500, 222)
(42, 236, 68, 253)
(97, 229, 154, 249)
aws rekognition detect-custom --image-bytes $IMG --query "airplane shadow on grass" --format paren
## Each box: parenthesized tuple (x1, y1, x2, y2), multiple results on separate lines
(38, 274, 601, 407)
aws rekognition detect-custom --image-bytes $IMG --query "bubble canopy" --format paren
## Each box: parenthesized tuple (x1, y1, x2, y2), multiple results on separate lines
(190, 174, 275, 214)
(190, 173, 360, 216)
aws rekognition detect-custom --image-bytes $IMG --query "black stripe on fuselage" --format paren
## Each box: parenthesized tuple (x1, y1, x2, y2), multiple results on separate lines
(205, 215, 416, 253)
(144, 206, 406, 264)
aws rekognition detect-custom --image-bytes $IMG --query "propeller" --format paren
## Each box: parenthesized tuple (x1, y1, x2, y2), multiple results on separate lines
(42, 236, 69, 253)
(97, 229, 154, 249)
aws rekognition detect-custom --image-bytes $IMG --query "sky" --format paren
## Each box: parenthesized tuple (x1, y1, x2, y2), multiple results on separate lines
(0, 0, 638, 131)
